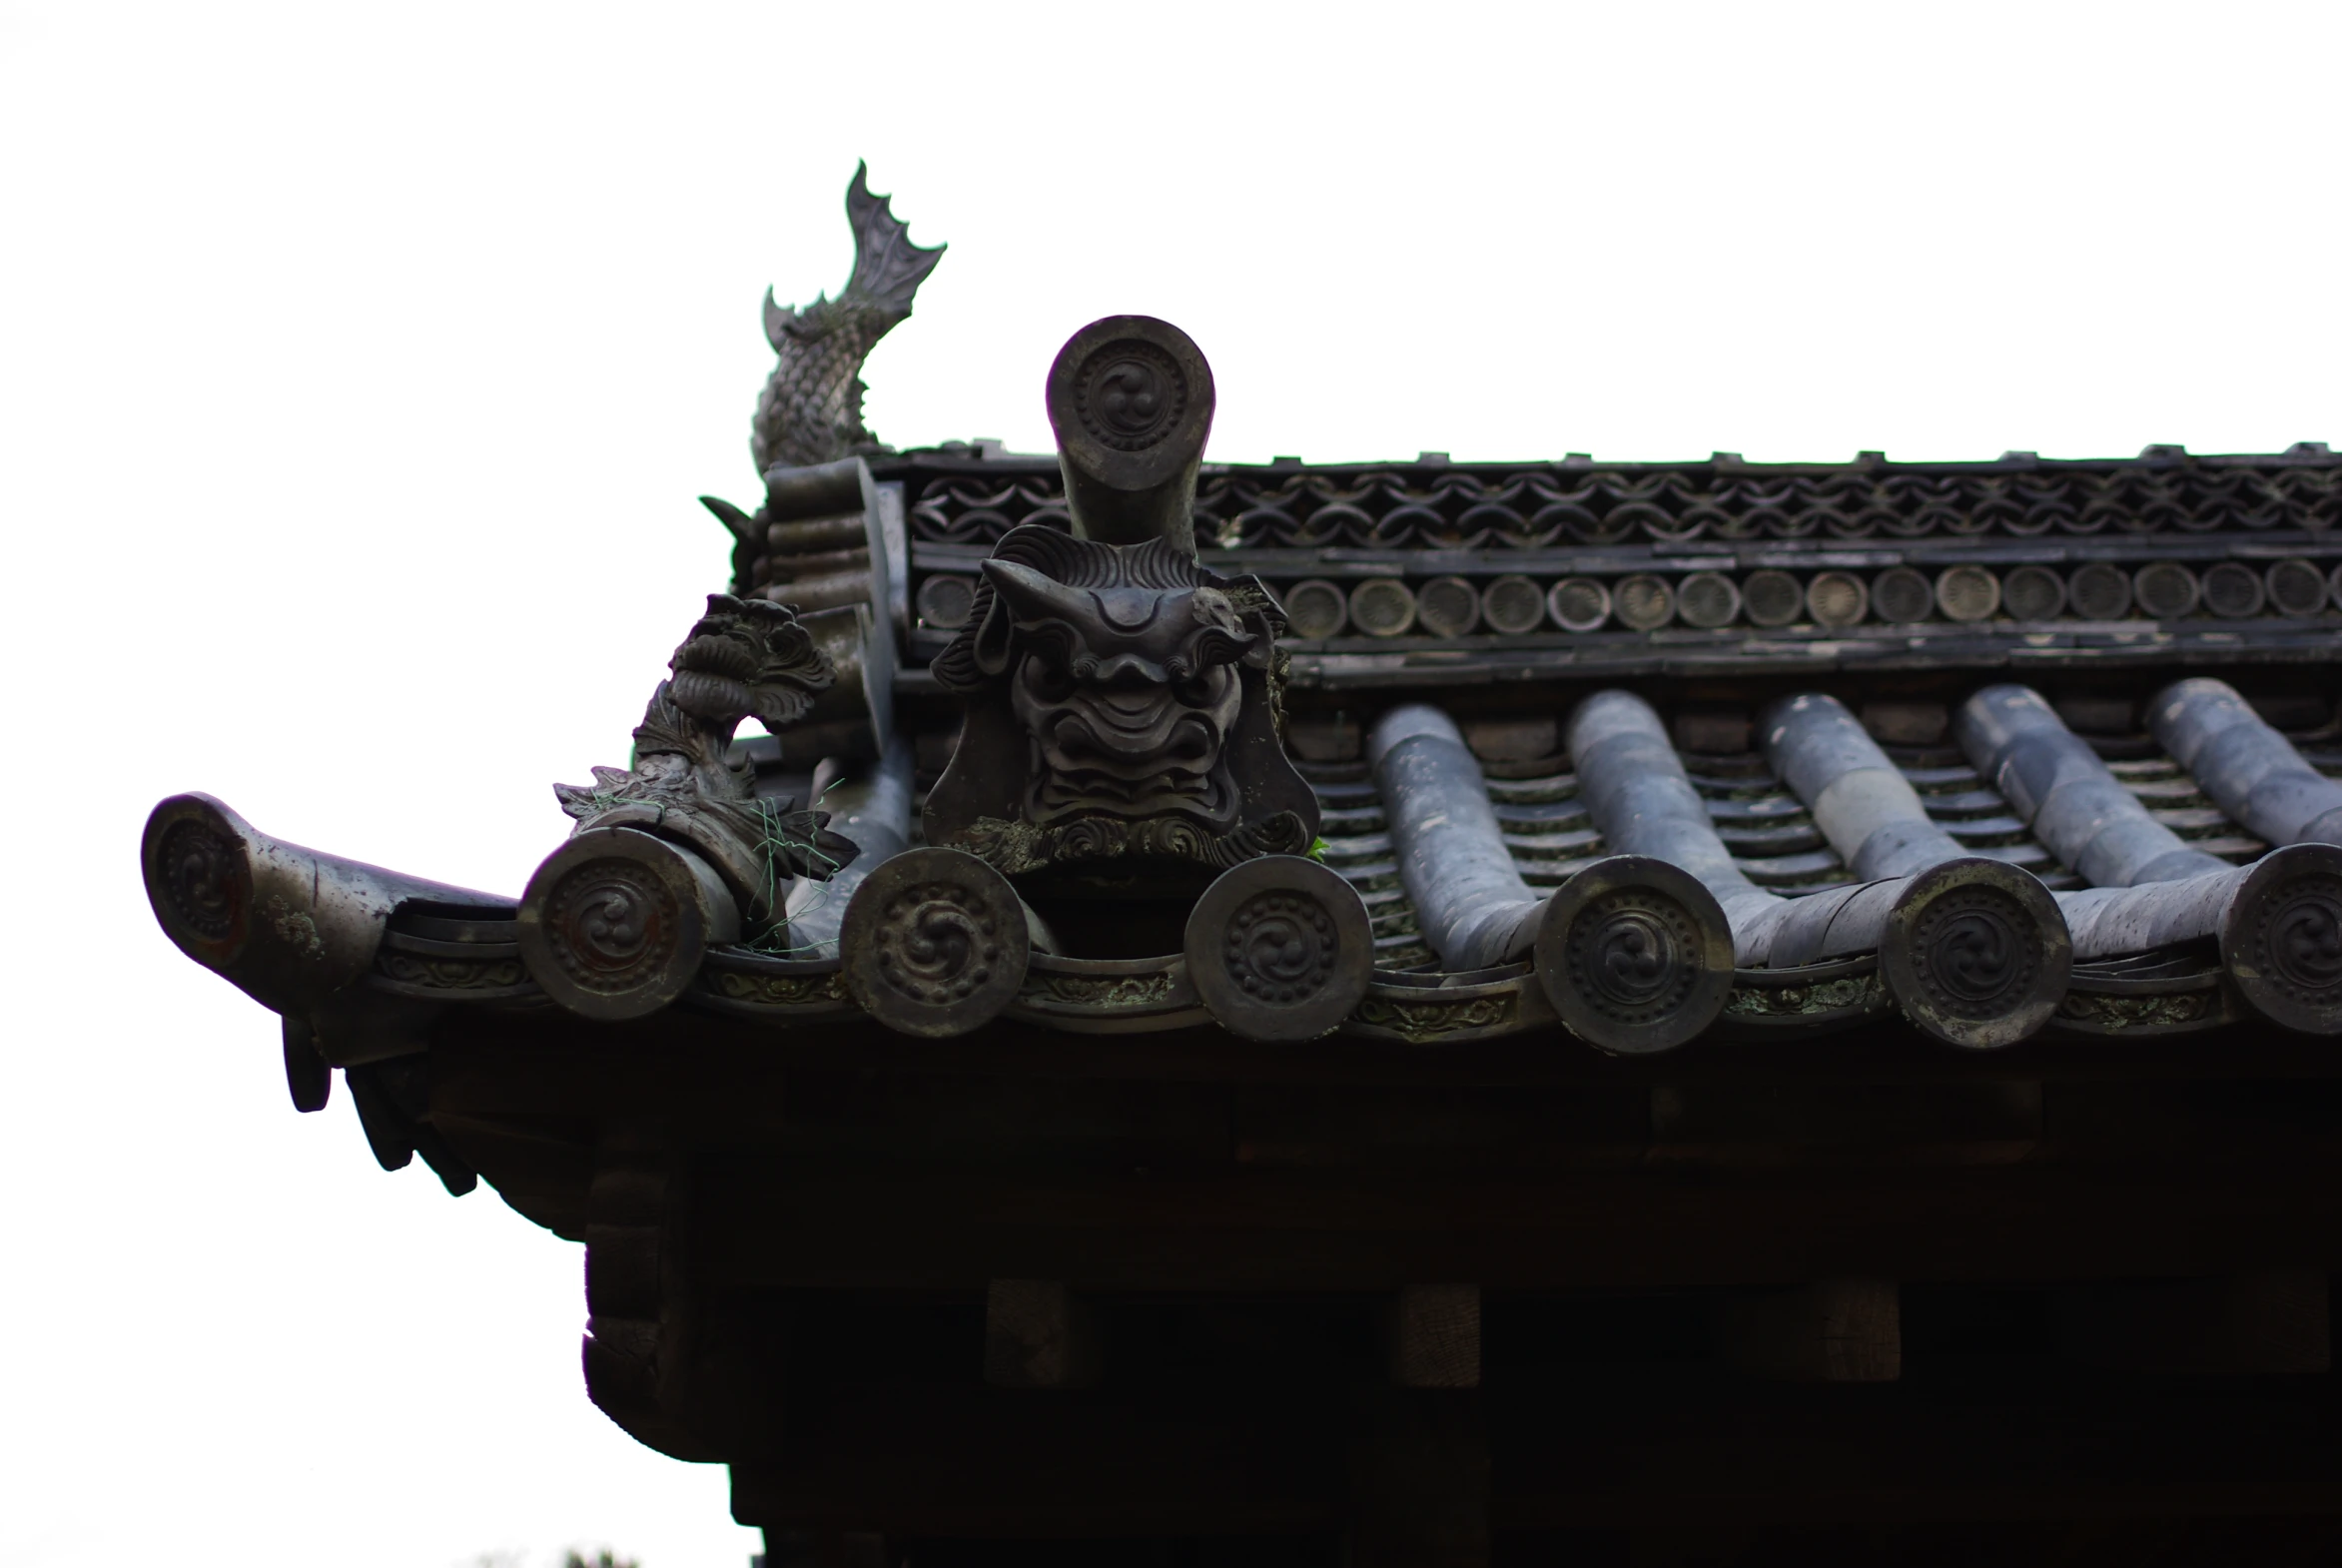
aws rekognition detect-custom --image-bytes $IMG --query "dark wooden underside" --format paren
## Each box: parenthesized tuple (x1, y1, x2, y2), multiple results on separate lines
(735, 1374, 2342, 1534)
(426, 1006, 2342, 1554)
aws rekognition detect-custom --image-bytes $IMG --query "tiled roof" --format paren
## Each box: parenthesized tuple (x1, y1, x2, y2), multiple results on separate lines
(1305, 695, 2316, 974)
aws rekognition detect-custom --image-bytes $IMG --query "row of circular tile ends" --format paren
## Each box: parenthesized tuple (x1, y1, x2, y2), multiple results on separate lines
(1260, 557, 2342, 639)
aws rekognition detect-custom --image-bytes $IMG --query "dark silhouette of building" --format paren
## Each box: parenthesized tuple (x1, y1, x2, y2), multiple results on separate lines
(146, 168, 2342, 1567)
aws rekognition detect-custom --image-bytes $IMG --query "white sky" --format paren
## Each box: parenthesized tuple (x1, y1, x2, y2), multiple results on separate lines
(2, 2, 2336, 1564)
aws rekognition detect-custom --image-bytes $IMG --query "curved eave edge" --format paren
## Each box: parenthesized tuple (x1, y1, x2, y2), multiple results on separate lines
(329, 941, 2244, 1049)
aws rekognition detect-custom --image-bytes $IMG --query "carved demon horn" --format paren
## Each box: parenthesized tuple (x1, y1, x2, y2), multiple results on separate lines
(1045, 316, 1216, 557)
(981, 558, 1095, 626)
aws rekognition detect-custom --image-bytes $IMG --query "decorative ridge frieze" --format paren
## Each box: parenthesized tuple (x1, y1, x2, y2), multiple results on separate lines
(893, 451, 2342, 676)
(891, 447, 2342, 553)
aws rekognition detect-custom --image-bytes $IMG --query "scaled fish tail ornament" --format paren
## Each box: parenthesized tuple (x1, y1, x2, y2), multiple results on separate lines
(750, 162, 946, 474)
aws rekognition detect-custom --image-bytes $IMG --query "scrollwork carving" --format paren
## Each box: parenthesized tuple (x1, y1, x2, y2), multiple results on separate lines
(1223, 891, 1338, 1006)
(708, 968, 851, 1008)
(954, 808, 1311, 878)
(1879, 857, 2068, 1050)
(2262, 886, 2342, 999)
(871, 880, 1006, 1007)
(1564, 893, 1700, 1029)
(1074, 339, 1186, 453)
(521, 821, 746, 1019)
(376, 950, 529, 992)
(159, 818, 243, 943)
(2053, 989, 2216, 1032)
(1183, 856, 1372, 1042)
(1351, 993, 1518, 1039)
(1906, 887, 2035, 1017)
(840, 848, 1033, 1037)
(1533, 856, 1734, 1055)
(1723, 973, 1890, 1020)
(1028, 970, 1178, 1009)
(2226, 846, 2342, 1032)
(539, 860, 683, 996)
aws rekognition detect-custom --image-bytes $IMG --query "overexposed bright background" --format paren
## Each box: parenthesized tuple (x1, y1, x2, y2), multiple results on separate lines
(2, 2, 2336, 1564)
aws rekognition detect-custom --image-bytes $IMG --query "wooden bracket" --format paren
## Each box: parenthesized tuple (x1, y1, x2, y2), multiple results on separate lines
(1391, 1284, 1482, 1390)
(984, 1279, 1101, 1389)
(2061, 1270, 2331, 1374)
(1717, 1279, 1902, 1382)
(1347, 1386, 1491, 1568)
(582, 1144, 724, 1459)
